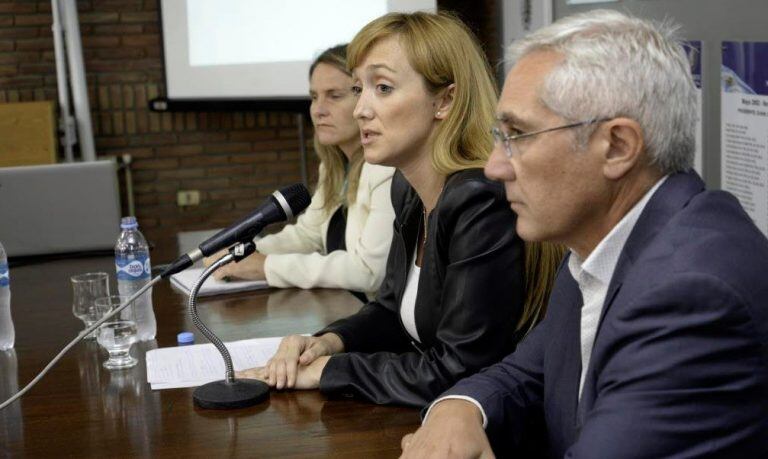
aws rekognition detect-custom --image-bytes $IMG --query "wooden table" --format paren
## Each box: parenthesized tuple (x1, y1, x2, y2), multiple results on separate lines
(0, 257, 420, 458)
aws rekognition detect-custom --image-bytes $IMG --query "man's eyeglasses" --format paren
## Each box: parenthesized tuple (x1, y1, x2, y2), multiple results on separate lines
(491, 118, 610, 158)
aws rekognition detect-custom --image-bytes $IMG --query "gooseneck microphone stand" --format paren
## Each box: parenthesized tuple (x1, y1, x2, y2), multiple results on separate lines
(188, 241, 270, 410)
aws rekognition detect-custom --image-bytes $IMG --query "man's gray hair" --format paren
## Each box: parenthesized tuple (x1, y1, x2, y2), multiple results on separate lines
(507, 9, 696, 173)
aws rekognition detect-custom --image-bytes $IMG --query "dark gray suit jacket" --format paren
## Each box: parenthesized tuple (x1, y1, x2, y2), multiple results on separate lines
(444, 171, 768, 458)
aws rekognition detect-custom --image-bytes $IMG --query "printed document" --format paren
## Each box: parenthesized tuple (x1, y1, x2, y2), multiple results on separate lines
(170, 267, 269, 297)
(146, 337, 281, 390)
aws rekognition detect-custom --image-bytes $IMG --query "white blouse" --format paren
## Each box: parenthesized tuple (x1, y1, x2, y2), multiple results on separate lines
(399, 243, 422, 343)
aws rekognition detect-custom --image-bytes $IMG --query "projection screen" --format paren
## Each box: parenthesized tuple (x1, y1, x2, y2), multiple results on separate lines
(160, 0, 437, 101)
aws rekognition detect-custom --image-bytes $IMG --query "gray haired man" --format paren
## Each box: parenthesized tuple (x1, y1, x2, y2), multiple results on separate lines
(400, 9, 768, 458)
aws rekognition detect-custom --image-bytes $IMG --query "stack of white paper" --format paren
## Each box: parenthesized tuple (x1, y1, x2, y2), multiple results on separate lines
(146, 337, 282, 390)
(170, 267, 269, 297)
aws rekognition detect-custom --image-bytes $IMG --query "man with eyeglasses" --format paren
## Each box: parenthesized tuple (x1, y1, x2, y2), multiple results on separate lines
(400, 9, 768, 459)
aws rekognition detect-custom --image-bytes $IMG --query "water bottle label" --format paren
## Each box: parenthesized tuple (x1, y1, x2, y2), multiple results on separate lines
(115, 255, 151, 281)
(0, 263, 8, 288)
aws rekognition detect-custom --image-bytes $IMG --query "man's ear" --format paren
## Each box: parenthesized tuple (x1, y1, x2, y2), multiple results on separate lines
(434, 83, 456, 120)
(599, 117, 644, 180)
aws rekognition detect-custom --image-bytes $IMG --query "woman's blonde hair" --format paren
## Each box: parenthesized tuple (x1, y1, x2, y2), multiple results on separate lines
(348, 12, 565, 333)
(347, 11, 497, 174)
(518, 242, 567, 334)
(309, 44, 364, 212)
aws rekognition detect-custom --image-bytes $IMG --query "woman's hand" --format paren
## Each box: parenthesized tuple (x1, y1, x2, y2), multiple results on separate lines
(237, 356, 331, 390)
(259, 334, 344, 389)
(203, 250, 267, 281)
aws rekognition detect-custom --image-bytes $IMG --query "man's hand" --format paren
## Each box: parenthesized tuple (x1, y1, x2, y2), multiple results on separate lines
(203, 250, 267, 281)
(237, 356, 331, 390)
(400, 399, 494, 459)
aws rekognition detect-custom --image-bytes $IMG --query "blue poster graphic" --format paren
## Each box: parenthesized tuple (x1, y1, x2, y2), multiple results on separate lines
(685, 41, 702, 89)
(0, 263, 8, 287)
(722, 41, 768, 96)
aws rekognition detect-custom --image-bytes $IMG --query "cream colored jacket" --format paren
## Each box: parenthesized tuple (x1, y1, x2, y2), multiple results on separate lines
(257, 162, 395, 298)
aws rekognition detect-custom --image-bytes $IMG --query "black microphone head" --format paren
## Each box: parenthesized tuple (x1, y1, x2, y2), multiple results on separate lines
(273, 184, 311, 219)
(194, 183, 311, 260)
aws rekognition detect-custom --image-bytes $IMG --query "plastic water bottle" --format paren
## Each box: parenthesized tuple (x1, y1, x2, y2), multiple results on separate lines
(115, 217, 156, 341)
(0, 241, 14, 350)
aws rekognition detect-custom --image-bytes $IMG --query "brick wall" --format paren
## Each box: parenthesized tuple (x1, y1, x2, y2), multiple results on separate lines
(0, 0, 498, 262)
(0, 0, 317, 261)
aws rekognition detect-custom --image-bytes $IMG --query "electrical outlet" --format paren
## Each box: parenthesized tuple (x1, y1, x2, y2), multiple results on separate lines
(177, 190, 200, 206)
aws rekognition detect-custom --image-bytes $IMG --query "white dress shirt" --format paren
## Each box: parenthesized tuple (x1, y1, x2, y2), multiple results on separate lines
(424, 176, 667, 427)
(569, 176, 667, 397)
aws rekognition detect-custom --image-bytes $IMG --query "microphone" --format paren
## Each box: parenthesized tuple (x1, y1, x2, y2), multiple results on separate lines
(160, 183, 311, 278)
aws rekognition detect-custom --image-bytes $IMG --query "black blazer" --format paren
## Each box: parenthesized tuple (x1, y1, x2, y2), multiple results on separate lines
(317, 168, 526, 407)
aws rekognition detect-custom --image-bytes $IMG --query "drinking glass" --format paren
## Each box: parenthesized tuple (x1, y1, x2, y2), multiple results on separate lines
(71, 272, 110, 339)
(96, 295, 138, 370)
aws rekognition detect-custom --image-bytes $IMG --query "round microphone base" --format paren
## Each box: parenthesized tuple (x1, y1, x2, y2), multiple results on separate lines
(193, 379, 270, 410)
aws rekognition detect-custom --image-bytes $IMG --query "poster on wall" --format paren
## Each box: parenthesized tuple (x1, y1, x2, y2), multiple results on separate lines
(685, 41, 704, 175)
(721, 41, 768, 237)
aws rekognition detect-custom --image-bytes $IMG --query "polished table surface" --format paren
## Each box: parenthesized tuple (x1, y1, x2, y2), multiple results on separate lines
(0, 257, 420, 458)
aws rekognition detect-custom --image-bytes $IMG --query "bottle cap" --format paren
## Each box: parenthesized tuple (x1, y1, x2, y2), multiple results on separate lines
(177, 332, 195, 345)
(120, 216, 139, 229)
